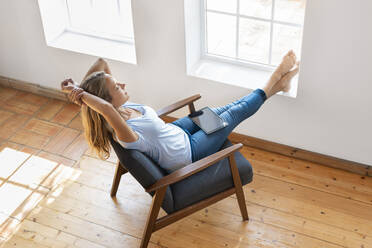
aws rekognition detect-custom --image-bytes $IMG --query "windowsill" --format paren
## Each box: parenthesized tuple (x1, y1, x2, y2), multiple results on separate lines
(188, 59, 299, 98)
(48, 30, 137, 64)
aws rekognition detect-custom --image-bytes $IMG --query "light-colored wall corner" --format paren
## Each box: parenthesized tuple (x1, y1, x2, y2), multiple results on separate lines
(0, 75, 68, 101)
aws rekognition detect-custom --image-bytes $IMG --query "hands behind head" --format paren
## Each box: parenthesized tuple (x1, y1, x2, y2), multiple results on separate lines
(61, 78, 77, 93)
(61, 78, 84, 106)
(117, 106, 132, 121)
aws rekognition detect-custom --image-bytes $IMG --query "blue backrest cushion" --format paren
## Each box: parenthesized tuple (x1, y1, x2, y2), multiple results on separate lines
(109, 135, 175, 213)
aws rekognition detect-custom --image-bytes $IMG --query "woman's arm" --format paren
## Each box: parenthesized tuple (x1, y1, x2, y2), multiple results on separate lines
(61, 79, 138, 143)
(83, 58, 112, 80)
(81, 91, 138, 142)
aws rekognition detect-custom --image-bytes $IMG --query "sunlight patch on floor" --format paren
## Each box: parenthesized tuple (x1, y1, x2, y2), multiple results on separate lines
(0, 183, 33, 217)
(43, 165, 81, 191)
(0, 147, 31, 181)
(8, 155, 59, 190)
(0, 213, 20, 241)
(0, 146, 82, 242)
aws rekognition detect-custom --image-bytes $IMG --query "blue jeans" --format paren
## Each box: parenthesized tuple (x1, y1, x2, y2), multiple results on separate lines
(172, 89, 267, 162)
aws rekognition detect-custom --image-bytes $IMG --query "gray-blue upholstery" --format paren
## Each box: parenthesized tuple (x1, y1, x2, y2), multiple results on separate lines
(171, 140, 253, 211)
(109, 136, 253, 214)
(109, 135, 175, 213)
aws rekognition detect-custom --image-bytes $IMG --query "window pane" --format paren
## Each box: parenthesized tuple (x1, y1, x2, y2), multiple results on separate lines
(92, 0, 122, 36)
(119, 0, 134, 39)
(240, 0, 272, 19)
(274, 0, 306, 24)
(67, 0, 93, 30)
(68, 0, 134, 39)
(206, 12, 237, 57)
(239, 18, 270, 64)
(206, 0, 237, 14)
(271, 24, 302, 65)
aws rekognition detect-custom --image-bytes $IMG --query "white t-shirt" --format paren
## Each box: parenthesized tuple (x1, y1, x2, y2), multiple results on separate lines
(115, 102, 192, 173)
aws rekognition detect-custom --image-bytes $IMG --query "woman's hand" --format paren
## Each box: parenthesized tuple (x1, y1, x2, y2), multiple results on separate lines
(117, 107, 132, 121)
(61, 78, 84, 106)
(61, 78, 77, 93)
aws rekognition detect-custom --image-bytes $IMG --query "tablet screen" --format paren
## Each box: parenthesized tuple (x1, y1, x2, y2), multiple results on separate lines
(190, 107, 228, 134)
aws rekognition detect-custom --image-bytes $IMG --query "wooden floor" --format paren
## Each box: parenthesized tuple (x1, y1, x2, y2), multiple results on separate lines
(0, 86, 371, 248)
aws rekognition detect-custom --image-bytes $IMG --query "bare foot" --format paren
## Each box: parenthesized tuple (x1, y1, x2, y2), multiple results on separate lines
(271, 50, 297, 83)
(262, 51, 297, 97)
(270, 63, 300, 95)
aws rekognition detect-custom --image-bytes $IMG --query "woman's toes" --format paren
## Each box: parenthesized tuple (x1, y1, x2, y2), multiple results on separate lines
(268, 52, 298, 89)
(279, 52, 296, 74)
(287, 51, 296, 64)
(291, 54, 297, 64)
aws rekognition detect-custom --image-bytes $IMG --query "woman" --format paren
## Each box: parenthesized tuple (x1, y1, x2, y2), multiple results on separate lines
(61, 51, 299, 173)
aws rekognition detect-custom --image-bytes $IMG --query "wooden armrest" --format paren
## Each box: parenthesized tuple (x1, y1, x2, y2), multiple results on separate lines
(156, 94, 201, 118)
(146, 143, 243, 193)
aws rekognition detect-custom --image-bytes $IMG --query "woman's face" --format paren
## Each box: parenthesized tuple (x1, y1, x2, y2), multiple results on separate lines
(105, 74, 129, 108)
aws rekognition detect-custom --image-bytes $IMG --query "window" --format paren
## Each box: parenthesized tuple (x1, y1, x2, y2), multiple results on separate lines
(65, 0, 134, 44)
(184, 0, 306, 97)
(38, 0, 136, 64)
(203, 0, 306, 68)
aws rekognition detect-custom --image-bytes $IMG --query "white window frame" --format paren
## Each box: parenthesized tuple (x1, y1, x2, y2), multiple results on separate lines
(201, 0, 304, 70)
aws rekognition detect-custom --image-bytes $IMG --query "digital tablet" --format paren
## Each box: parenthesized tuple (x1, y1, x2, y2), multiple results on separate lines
(188, 107, 228, 134)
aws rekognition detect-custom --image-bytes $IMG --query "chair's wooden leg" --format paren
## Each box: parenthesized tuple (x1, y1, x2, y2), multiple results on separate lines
(229, 155, 249, 221)
(140, 187, 167, 248)
(110, 161, 128, 197)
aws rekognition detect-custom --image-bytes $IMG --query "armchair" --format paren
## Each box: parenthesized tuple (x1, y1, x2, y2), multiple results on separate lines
(109, 95, 253, 248)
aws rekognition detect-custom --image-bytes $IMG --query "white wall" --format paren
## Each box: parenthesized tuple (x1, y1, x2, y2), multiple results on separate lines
(0, 0, 371, 165)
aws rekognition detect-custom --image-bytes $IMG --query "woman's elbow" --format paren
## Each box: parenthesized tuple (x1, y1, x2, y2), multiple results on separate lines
(97, 58, 106, 64)
(101, 102, 115, 114)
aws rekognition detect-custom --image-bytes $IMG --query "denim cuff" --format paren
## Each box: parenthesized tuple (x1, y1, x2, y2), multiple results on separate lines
(253, 89, 267, 102)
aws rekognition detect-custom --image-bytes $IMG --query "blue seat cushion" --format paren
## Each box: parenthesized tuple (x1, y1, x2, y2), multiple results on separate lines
(171, 139, 253, 211)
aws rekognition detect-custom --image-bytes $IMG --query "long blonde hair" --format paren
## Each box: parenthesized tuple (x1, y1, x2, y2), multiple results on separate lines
(80, 71, 113, 160)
